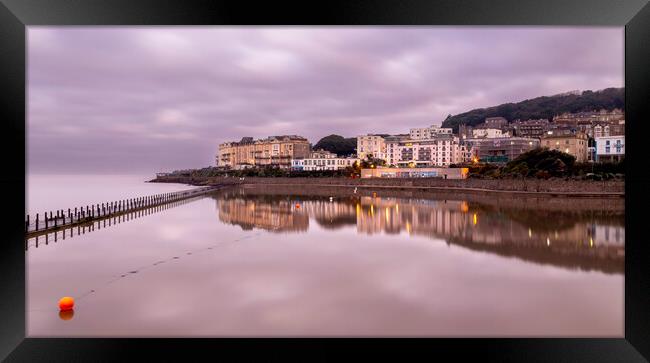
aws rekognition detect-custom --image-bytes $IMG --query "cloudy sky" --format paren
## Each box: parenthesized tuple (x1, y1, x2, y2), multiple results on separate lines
(28, 27, 623, 174)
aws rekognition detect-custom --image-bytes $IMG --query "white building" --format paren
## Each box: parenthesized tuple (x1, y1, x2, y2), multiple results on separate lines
(595, 135, 624, 162)
(357, 134, 388, 161)
(472, 128, 508, 138)
(385, 135, 470, 167)
(294, 149, 359, 171)
(291, 159, 305, 170)
(409, 125, 453, 140)
(302, 157, 358, 171)
(593, 124, 611, 138)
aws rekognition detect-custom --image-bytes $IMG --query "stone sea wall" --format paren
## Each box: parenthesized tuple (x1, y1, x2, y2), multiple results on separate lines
(152, 175, 624, 194)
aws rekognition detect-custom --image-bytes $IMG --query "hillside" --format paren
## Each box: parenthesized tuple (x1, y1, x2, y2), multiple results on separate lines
(313, 134, 357, 156)
(441, 87, 624, 132)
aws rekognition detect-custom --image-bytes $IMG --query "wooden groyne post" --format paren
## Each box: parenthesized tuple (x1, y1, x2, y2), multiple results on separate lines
(25, 185, 222, 238)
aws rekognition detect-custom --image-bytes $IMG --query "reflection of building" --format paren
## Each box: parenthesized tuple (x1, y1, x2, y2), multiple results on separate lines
(213, 191, 624, 273)
(217, 197, 309, 232)
(217, 135, 311, 169)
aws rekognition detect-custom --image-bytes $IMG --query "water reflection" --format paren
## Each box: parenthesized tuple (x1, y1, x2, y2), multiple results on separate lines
(214, 190, 624, 274)
(25, 195, 204, 250)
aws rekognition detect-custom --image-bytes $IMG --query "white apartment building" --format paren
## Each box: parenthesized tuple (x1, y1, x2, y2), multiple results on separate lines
(595, 135, 625, 162)
(292, 149, 359, 171)
(357, 134, 388, 161)
(409, 125, 453, 140)
(302, 157, 358, 171)
(385, 135, 470, 167)
(472, 128, 508, 138)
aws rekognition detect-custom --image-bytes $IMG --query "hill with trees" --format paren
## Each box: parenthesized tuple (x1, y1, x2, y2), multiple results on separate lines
(312, 134, 357, 156)
(441, 87, 624, 132)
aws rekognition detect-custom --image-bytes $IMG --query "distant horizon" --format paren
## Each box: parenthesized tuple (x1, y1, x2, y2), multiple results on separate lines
(28, 27, 623, 174)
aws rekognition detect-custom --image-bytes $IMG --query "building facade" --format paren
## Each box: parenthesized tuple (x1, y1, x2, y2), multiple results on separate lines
(217, 135, 311, 169)
(484, 117, 509, 129)
(409, 125, 453, 140)
(472, 128, 507, 138)
(385, 135, 470, 167)
(357, 134, 388, 161)
(541, 131, 589, 162)
(511, 119, 550, 138)
(464, 137, 540, 163)
(595, 135, 625, 162)
(361, 167, 468, 179)
(292, 149, 358, 171)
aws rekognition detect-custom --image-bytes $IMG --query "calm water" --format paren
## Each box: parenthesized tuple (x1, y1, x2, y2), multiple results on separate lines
(27, 176, 624, 337)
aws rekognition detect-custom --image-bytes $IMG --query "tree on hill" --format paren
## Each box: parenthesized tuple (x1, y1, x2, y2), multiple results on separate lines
(441, 87, 624, 132)
(502, 148, 576, 178)
(313, 134, 357, 156)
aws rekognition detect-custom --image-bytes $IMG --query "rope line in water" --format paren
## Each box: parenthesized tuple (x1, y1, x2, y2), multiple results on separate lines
(27, 225, 276, 313)
(71, 230, 268, 304)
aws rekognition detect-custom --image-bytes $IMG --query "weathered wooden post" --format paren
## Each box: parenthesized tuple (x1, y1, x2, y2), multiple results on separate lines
(68, 208, 71, 220)
(45, 212, 48, 228)
(25, 215, 29, 233)
(35, 213, 39, 231)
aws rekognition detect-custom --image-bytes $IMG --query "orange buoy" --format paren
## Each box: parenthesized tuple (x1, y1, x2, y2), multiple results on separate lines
(59, 309, 74, 320)
(58, 296, 74, 311)
(295, 203, 300, 209)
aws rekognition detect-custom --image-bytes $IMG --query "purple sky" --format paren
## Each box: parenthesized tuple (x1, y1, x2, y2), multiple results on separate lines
(28, 27, 623, 174)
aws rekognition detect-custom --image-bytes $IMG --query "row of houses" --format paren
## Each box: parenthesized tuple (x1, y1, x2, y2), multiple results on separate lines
(215, 109, 625, 172)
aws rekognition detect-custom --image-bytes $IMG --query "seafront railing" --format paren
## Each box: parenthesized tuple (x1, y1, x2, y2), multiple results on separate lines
(25, 185, 222, 239)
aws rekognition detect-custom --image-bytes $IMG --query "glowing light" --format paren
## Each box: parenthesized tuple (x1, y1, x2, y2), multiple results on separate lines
(546, 238, 550, 246)
(356, 203, 360, 216)
(473, 213, 478, 225)
(395, 204, 399, 212)
(590, 237, 594, 247)
(528, 228, 532, 238)
(406, 221, 411, 233)
(370, 205, 374, 216)
(461, 202, 469, 213)
(385, 208, 390, 222)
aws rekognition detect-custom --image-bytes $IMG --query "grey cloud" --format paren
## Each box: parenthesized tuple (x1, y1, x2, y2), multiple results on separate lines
(28, 26, 623, 174)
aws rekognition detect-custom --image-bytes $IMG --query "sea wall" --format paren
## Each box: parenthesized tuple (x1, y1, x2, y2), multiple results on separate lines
(151, 175, 624, 195)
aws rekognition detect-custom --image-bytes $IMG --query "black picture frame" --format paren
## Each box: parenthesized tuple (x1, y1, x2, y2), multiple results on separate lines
(1, 0, 649, 361)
